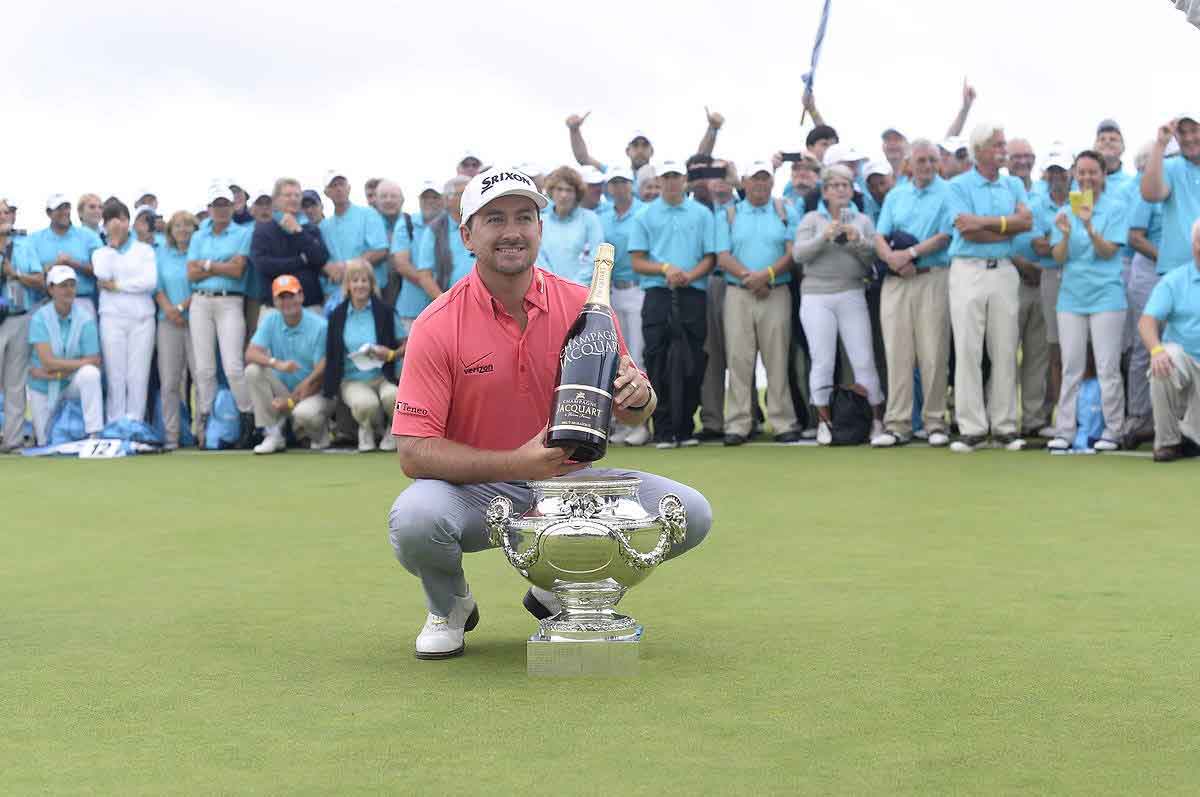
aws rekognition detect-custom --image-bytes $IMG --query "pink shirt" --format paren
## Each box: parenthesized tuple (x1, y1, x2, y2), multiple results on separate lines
(391, 267, 631, 450)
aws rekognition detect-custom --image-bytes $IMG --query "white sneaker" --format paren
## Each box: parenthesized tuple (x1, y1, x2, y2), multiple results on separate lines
(609, 425, 629, 445)
(679, 437, 700, 447)
(253, 428, 286, 455)
(1037, 425, 1057, 438)
(358, 425, 376, 452)
(927, 431, 950, 447)
(654, 439, 679, 449)
(816, 422, 832, 446)
(378, 432, 397, 451)
(870, 431, 904, 448)
(414, 593, 479, 660)
(624, 424, 650, 446)
(870, 419, 884, 439)
(310, 422, 332, 450)
(1047, 437, 1070, 450)
(800, 427, 818, 440)
(1093, 437, 1120, 452)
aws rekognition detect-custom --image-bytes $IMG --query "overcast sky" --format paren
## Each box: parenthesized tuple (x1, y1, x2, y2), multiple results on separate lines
(3, 0, 1197, 225)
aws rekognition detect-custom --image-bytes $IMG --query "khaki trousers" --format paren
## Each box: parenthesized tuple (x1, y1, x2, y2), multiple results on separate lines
(189, 294, 251, 416)
(1018, 280, 1050, 431)
(0, 314, 31, 449)
(245, 363, 331, 437)
(881, 268, 950, 436)
(1150, 343, 1200, 449)
(723, 284, 796, 437)
(340, 375, 398, 431)
(156, 321, 195, 447)
(948, 257, 1020, 437)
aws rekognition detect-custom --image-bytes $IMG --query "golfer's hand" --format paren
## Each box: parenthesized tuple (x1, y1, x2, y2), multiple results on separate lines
(612, 355, 650, 410)
(521, 423, 586, 479)
(1151, 348, 1175, 379)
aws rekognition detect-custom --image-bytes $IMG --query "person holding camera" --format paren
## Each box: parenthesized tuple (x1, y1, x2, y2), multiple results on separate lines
(793, 164, 885, 445)
(0, 199, 44, 451)
(1045, 151, 1130, 452)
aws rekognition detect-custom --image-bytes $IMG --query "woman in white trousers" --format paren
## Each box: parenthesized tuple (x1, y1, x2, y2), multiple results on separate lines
(155, 211, 198, 448)
(92, 199, 158, 424)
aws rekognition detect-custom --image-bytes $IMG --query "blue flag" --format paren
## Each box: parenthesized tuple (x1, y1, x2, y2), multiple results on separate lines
(801, 0, 832, 92)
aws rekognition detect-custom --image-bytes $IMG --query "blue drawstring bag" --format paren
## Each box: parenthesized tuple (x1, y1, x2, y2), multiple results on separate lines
(48, 399, 86, 445)
(204, 387, 241, 449)
(1072, 378, 1104, 451)
(100, 417, 164, 446)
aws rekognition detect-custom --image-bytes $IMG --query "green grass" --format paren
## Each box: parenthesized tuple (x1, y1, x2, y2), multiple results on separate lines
(4, 446, 1200, 794)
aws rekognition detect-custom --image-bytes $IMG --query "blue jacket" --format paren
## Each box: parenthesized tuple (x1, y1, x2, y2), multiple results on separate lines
(249, 219, 329, 305)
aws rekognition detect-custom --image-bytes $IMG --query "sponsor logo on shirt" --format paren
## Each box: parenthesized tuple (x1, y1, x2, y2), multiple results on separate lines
(480, 172, 534, 195)
(461, 352, 494, 375)
(395, 400, 429, 417)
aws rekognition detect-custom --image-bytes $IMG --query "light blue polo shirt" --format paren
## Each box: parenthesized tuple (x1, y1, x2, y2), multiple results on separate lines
(536, 206, 604, 284)
(155, 244, 191, 320)
(342, 303, 380, 382)
(627, 197, 717, 291)
(250, 309, 328, 391)
(410, 210, 430, 251)
(1158, 157, 1200, 277)
(186, 222, 252, 293)
(597, 198, 646, 284)
(320, 204, 389, 294)
(1022, 193, 1068, 270)
(27, 309, 100, 394)
(31, 225, 102, 296)
(875, 176, 953, 268)
(946, 168, 1030, 260)
(387, 215, 412, 257)
(413, 217, 474, 289)
(714, 199, 797, 285)
(1050, 190, 1130, 315)
(6, 237, 46, 311)
(1129, 194, 1164, 261)
(1145, 261, 1200, 360)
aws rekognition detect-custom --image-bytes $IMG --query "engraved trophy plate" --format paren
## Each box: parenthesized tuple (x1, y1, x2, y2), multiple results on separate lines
(485, 475, 686, 677)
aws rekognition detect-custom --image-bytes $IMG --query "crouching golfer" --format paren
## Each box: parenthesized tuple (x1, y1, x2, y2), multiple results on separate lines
(386, 168, 713, 659)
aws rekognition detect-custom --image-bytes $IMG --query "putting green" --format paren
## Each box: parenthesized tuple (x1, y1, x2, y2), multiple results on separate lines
(4, 446, 1198, 794)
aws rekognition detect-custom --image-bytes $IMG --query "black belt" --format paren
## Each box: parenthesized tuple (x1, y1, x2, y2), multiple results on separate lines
(194, 290, 244, 297)
(985, 259, 999, 270)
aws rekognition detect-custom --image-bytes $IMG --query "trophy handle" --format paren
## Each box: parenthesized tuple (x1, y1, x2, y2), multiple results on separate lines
(611, 494, 688, 570)
(485, 496, 541, 570)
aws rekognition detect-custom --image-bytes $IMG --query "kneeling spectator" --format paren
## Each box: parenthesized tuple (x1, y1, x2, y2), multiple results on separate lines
(323, 259, 402, 452)
(1139, 219, 1200, 462)
(28, 266, 103, 444)
(244, 275, 332, 454)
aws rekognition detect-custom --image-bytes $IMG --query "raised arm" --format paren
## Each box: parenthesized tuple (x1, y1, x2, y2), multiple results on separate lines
(696, 107, 724, 157)
(566, 112, 604, 170)
(945, 78, 977, 138)
(1142, 120, 1176, 202)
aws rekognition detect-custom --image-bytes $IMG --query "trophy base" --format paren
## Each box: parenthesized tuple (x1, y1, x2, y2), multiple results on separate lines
(527, 626, 643, 677)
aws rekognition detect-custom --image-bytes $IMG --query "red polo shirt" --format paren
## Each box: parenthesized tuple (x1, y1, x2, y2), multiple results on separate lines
(391, 266, 631, 450)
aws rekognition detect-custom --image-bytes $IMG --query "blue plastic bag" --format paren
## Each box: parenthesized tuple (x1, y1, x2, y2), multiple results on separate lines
(48, 399, 86, 445)
(100, 418, 164, 446)
(1072, 378, 1104, 451)
(204, 387, 240, 449)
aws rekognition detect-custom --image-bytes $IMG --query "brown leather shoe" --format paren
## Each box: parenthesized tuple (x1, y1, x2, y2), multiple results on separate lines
(1153, 445, 1181, 463)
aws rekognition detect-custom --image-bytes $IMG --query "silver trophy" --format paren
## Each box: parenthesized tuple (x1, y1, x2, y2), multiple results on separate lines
(485, 475, 686, 676)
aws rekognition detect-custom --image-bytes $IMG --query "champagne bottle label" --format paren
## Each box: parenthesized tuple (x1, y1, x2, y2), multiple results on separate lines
(549, 384, 613, 439)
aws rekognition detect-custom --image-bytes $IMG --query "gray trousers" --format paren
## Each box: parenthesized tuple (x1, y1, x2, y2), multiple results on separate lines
(388, 468, 713, 617)
(1151, 343, 1200, 449)
(1125, 254, 1161, 420)
(700, 274, 727, 432)
(0, 314, 31, 449)
(1055, 310, 1126, 441)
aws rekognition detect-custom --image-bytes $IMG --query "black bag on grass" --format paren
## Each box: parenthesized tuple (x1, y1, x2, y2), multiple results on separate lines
(828, 384, 872, 446)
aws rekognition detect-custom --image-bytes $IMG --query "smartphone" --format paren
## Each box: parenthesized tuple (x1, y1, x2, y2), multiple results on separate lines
(839, 208, 855, 225)
(687, 166, 727, 181)
(1069, 189, 1093, 216)
(780, 152, 805, 163)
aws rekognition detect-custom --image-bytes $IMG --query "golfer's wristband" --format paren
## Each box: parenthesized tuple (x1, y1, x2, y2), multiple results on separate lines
(287, 398, 296, 410)
(387, 349, 396, 363)
(767, 266, 776, 285)
(1000, 216, 1008, 235)
(660, 262, 670, 275)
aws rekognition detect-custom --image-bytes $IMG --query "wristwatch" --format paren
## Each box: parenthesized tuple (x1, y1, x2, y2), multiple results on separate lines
(908, 247, 918, 261)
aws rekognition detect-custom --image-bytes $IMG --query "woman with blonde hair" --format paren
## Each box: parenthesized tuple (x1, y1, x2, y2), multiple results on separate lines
(322, 259, 402, 452)
(155, 210, 199, 449)
(537, 166, 603, 283)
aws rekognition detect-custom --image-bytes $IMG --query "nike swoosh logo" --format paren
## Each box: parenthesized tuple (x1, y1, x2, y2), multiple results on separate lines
(461, 352, 492, 369)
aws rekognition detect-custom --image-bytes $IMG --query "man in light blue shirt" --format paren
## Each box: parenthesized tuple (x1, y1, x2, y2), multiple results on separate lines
(629, 160, 717, 448)
(374, 180, 412, 306)
(244, 274, 331, 454)
(1142, 113, 1200, 276)
(1138, 219, 1200, 460)
(714, 162, 799, 445)
(536, 167, 604, 283)
(319, 171, 389, 304)
(31, 193, 102, 304)
(944, 124, 1034, 451)
(871, 139, 955, 447)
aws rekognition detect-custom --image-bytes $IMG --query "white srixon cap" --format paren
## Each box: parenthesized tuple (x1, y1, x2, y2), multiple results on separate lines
(47, 265, 77, 285)
(46, 193, 71, 211)
(207, 184, 235, 205)
(459, 167, 548, 228)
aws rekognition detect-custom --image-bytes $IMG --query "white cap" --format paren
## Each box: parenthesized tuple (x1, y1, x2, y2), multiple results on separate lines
(939, 136, 969, 155)
(207, 184, 235, 205)
(459, 167, 548, 228)
(46, 193, 71, 211)
(822, 143, 868, 167)
(578, 165, 607, 185)
(322, 169, 348, 187)
(1178, 111, 1200, 124)
(865, 160, 894, 179)
(418, 179, 443, 196)
(517, 161, 545, 177)
(656, 159, 686, 176)
(133, 204, 157, 219)
(605, 165, 634, 182)
(1043, 151, 1072, 171)
(742, 160, 774, 178)
(47, 265, 77, 286)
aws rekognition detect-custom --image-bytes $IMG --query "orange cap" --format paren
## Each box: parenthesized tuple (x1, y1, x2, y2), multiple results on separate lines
(271, 274, 303, 297)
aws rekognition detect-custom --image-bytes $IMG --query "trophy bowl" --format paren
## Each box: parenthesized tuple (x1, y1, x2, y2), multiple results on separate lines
(485, 475, 686, 644)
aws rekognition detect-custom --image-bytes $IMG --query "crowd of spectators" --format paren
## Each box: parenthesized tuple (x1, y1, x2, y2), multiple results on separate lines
(2, 86, 1199, 462)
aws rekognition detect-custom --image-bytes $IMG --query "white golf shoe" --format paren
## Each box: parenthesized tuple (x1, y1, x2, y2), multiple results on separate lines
(358, 425, 376, 452)
(253, 426, 286, 455)
(414, 593, 479, 660)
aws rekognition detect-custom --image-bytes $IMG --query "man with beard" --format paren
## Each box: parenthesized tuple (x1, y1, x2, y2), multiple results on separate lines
(386, 167, 712, 659)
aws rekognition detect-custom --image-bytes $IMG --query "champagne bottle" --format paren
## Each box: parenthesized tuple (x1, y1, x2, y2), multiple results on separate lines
(546, 242, 621, 463)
